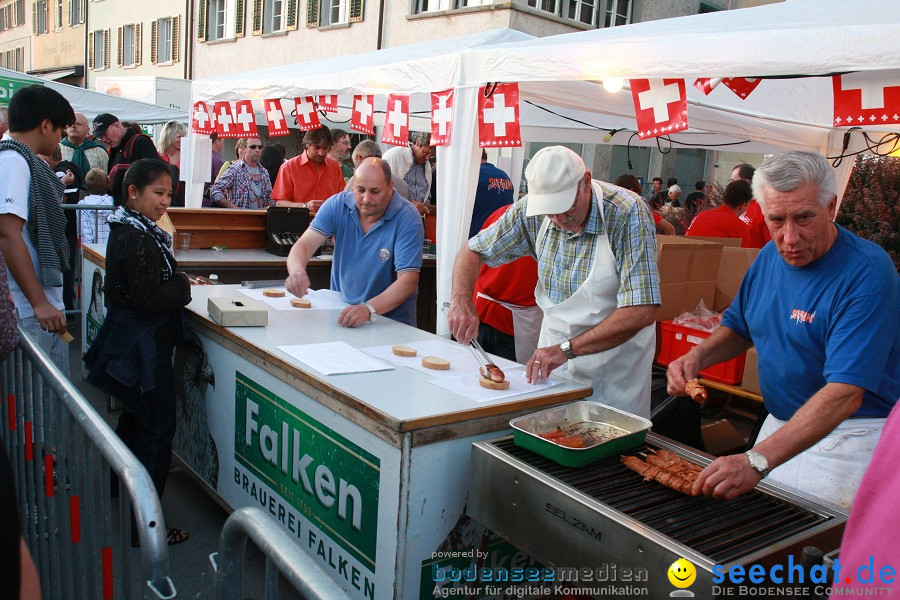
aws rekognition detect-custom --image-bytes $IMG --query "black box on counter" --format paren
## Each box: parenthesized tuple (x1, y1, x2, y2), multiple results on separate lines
(265, 206, 309, 257)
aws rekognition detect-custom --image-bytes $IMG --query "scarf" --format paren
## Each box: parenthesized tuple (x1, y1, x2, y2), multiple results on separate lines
(107, 206, 176, 279)
(0, 138, 69, 286)
(59, 137, 106, 181)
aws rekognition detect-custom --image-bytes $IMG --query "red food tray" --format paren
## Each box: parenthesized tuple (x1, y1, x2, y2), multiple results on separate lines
(656, 320, 746, 385)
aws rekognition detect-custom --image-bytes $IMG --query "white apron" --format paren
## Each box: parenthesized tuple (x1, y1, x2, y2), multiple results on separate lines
(476, 292, 544, 364)
(534, 181, 655, 418)
(756, 414, 885, 510)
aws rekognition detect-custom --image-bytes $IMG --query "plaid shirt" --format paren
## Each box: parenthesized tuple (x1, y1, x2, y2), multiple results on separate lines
(208, 160, 274, 209)
(469, 181, 660, 307)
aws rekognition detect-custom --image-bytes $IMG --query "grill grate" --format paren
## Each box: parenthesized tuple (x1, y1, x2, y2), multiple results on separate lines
(492, 438, 833, 564)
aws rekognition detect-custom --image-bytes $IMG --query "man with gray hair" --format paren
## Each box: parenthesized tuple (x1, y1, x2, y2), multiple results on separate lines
(383, 131, 434, 214)
(668, 150, 899, 509)
(344, 139, 410, 199)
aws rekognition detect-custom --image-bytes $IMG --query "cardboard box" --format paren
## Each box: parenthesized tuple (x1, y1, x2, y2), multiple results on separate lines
(689, 236, 742, 247)
(702, 419, 747, 456)
(741, 347, 761, 395)
(208, 296, 268, 327)
(713, 247, 760, 312)
(656, 236, 723, 321)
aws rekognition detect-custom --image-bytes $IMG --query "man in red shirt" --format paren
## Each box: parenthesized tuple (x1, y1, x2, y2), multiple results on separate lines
(272, 127, 345, 213)
(687, 179, 753, 247)
(733, 163, 771, 248)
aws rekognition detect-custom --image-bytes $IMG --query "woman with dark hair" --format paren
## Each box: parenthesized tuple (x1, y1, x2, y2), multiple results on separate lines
(614, 174, 675, 235)
(84, 158, 191, 545)
(259, 145, 285, 187)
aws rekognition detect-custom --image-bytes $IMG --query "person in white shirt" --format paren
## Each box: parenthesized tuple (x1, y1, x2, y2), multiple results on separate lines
(77, 168, 114, 245)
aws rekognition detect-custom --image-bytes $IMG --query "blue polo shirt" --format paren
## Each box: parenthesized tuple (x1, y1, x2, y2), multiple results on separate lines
(310, 190, 424, 326)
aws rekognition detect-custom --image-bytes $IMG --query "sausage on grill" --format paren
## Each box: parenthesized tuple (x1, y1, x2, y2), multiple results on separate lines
(621, 455, 699, 496)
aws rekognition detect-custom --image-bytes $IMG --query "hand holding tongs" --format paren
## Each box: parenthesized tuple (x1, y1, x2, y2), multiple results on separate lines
(442, 302, 505, 383)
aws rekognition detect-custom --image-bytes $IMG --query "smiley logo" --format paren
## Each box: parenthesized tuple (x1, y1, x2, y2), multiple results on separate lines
(668, 558, 696, 589)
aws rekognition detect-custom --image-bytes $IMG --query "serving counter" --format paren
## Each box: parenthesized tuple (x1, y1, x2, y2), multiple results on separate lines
(80, 245, 591, 600)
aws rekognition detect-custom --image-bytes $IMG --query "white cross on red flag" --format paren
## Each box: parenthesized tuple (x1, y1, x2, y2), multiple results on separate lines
(430, 89, 454, 146)
(832, 72, 900, 127)
(293, 96, 322, 131)
(630, 78, 688, 140)
(381, 94, 410, 146)
(350, 95, 375, 135)
(317, 95, 338, 113)
(693, 78, 722, 96)
(723, 77, 762, 99)
(191, 101, 215, 134)
(477, 83, 521, 148)
(263, 99, 290, 137)
(214, 102, 238, 138)
(234, 100, 258, 137)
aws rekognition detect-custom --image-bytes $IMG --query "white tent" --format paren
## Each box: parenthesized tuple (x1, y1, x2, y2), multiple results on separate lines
(0, 67, 188, 124)
(188, 0, 900, 335)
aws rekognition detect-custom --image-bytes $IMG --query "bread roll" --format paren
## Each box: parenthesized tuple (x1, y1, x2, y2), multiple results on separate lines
(391, 345, 417, 357)
(478, 377, 510, 390)
(262, 288, 285, 298)
(421, 356, 450, 370)
(291, 297, 312, 308)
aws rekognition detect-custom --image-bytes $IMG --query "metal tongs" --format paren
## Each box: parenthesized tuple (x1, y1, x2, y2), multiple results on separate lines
(442, 302, 505, 382)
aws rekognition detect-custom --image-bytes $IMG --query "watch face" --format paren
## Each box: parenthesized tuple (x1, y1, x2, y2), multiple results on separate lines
(749, 452, 767, 470)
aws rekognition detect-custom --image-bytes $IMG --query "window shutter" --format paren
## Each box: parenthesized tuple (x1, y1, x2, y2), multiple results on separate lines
(305, 0, 317, 28)
(116, 25, 123, 66)
(197, 0, 206, 41)
(103, 28, 110, 68)
(171, 15, 180, 61)
(234, 0, 245, 36)
(285, 0, 298, 30)
(54, 0, 61, 29)
(150, 19, 158, 64)
(87, 30, 93, 68)
(349, 0, 363, 22)
(251, 0, 262, 35)
(31, 1, 36, 34)
(134, 22, 142, 64)
(43, 0, 48, 32)
(67, 0, 71, 25)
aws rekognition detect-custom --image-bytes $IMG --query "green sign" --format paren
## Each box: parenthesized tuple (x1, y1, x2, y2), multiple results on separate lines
(0, 75, 41, 106)
(234, 371, 380, 569)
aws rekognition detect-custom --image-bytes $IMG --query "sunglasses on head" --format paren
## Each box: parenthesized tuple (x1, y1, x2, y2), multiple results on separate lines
(246, 144, 263, 149)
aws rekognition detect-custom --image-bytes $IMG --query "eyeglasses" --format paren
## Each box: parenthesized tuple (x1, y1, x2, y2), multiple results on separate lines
(246, 144, 263, 149)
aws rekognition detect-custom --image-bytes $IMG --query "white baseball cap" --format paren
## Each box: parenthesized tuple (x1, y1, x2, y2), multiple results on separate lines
(524, 146, 586, 217)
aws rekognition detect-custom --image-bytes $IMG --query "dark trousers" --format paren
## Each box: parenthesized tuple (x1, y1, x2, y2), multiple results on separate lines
(477, 322, 517, 363)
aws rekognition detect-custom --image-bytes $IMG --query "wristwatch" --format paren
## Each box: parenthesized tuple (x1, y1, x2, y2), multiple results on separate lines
(363, 302, 377, 322)
(746, 449, 770, 479)
(560, 338, 577, 360)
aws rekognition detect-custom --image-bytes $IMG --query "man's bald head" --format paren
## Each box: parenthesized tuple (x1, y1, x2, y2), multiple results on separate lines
(67, 112, 91, 144)
(356, 157, 392, 185)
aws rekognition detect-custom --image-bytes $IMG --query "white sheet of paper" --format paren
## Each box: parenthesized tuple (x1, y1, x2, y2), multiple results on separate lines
(277, 341, 394, 375)
(429, 368, 560, 403)
(240, 288, 349, 311)
(362, 340, 520, 379)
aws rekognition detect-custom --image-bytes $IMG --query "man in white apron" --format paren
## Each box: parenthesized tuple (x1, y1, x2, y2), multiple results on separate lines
(449, 146, 661, 418)
(667, 151, 899, 510)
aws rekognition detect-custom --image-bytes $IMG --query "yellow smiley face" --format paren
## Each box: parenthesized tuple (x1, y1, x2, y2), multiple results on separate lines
(668, 558, 697, 588)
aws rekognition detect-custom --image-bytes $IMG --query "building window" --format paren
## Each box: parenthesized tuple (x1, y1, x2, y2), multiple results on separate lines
(0, 47, 24, 71)
(567, 0, 595, 25)
(90, 29, 109, 69)
(320, 0, 347, 25)
(524, 0, 629, 27)
(262, 0, 283, 32)
(527, 0, 559, 15)
(157, 17, 172, 62)
(70, 0, 84, 25)
(35, 0, 49, 34)
(122, 23, 135, 66)
(414, 0, 450, 12)
(603, 0, 630, 27)
(15, 0, 23, 25)
(207, 0, 231, 40)
(0, 5, 8, 31)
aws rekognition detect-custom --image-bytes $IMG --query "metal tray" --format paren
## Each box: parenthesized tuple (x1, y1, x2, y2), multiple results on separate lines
(510, 401, 652, 467)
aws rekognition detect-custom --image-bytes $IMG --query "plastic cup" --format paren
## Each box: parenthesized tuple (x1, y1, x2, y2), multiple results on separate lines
(176, 232, 192, 253)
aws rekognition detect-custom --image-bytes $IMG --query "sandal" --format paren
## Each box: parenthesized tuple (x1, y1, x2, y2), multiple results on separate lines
(131, 527, 189, 547)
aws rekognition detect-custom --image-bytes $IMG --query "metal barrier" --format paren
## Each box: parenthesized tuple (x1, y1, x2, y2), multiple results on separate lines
(211, 507, 350, 600)
(0, 325, 177, 599)
(62, 203, 115, 318)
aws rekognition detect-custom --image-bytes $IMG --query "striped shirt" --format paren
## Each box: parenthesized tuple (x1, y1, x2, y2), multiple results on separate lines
(468, 182, 660, 307)
(403, 162, 429, 204)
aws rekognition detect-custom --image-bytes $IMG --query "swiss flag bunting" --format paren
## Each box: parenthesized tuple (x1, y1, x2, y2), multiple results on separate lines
(263, 99, 290, 136)
(350, 95, 375, 135)
(293, 96, 322, 131)
(317, 95, 338, 113)
(191, 101, 215, 135)
(233, 100, 258, 137)
(722, 78, 762, 99)
(630, 78, 688, 140)
(381, 94, 410, 146)
(833, 72, 900, 127)
(213, 102, 238, 138)
(431, 89, 453, 146)
(477, 83, 521, 148)
(693, 78, 722, 96)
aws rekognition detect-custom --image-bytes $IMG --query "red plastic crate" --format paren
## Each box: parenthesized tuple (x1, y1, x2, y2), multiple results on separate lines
(655, 320, 746, 384)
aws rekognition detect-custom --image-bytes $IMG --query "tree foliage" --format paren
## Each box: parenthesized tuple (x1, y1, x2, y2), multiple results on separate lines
(837, 155, 900, 272)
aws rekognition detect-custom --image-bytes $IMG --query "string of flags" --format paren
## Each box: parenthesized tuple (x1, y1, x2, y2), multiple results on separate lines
(191, 75, 900, 144)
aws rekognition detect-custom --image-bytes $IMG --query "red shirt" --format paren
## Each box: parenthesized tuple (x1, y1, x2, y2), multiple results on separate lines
(739, 199, 771, 248)
(686, 205, 753, 247)
(271, 152, 344, 205)
(472, 206, 538, 335)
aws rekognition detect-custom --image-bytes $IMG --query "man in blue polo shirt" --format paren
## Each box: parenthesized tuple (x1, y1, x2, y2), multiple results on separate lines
(285, 158, 424, 327)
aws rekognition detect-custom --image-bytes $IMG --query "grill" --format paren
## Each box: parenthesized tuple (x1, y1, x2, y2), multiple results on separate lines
(468, 434, 846, 598)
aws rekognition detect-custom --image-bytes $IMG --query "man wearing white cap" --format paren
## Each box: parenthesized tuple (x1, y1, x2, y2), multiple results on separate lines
(448, 146, 660, 417)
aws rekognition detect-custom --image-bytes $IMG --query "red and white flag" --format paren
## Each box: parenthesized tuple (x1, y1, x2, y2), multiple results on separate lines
(723, 77, 762, 99)
(430, 89, 454, 146)
(233, 100, 258, 137)
(630, 78, 688, 140)
(293, 96, 322, 131)
(317, 95, 338, 113)
(350, 95, 375, 135)
(263, 99, 290, 136)
(214, 102, 238, 138)
(693, 78, 722, 96)
(833, 72, 900, 127)
(477, 83, 521, 148)
(191, 101, 215, 134)
(381, 94, 410, 146)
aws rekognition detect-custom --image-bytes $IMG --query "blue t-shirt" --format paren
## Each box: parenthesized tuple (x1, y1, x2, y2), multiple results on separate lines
(310, 190, 424, 326)
(723, 225, 899, 420)
(469, 162, 514, 239)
